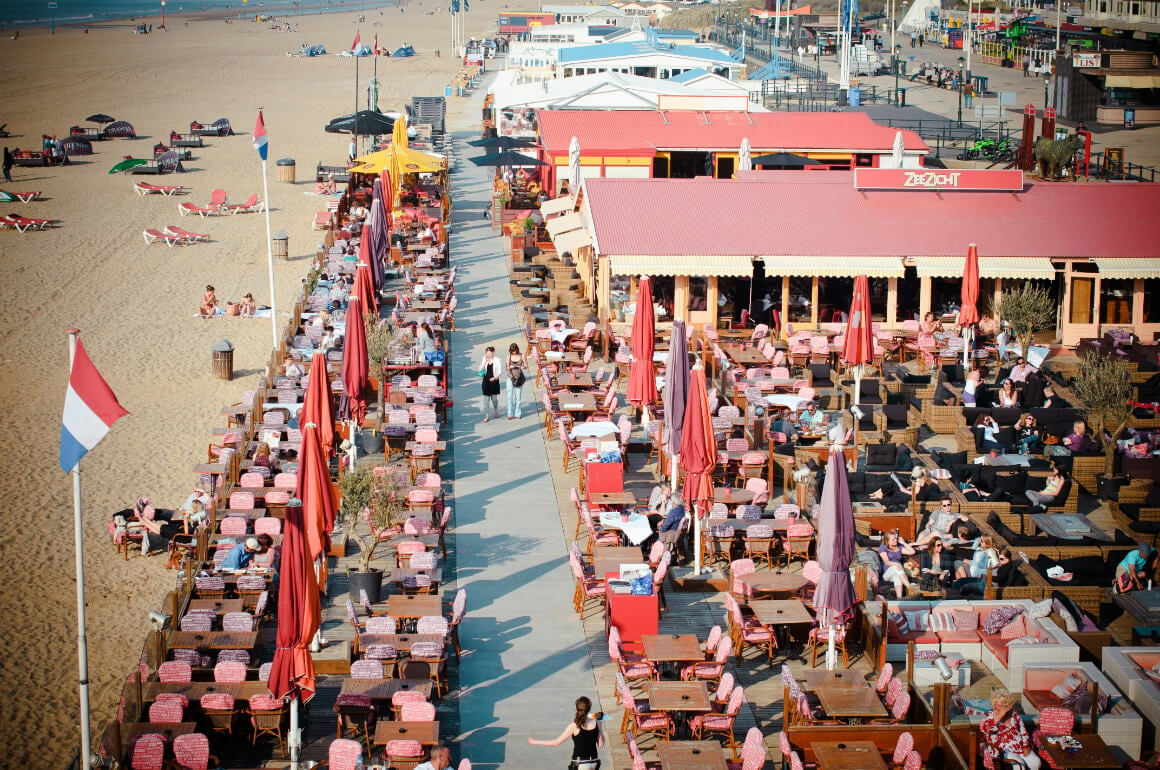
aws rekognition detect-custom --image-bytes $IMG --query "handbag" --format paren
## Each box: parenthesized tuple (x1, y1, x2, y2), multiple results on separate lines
(511, 368, 526, 387)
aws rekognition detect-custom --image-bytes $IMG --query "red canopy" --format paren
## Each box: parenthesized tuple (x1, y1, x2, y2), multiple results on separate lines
(678, 367, 716, 515)
(957, 243, 981, 328)
(627, 276, 658, 407)
(340, 294, 369, 425)
(300, 352, 335, 456)
(268, 465, 322, 703)
(295, 418, 338, 566)
(354, 248, 378, 315)
(841, 274, 875, 367)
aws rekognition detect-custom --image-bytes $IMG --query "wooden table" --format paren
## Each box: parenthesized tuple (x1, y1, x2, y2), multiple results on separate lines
(387, 595, 442, 618)
(142, 681, 269, 704)
(713, 488, 755, 505)
(168, 631, 257, 650)
(560, 392, 598, 412)
(383, 567, 444, 586)
(588, 491, 638, 508)
(641, 634, 703, 663)
(802, 670, 868, 689)
(1031, 513, 1114, 542)
(656, 740, 728, 770)
(358, 633, 445, 653)
(750, 600, 814, 627)
(1039, 733, 1120, 769)
(187, 599, 244, 615)
(405, 441, 448, 452)
(813, 686, 888, 720)
(373, 720, 440, 747)
(1114, 589, 1160, 625)
(119, 721, 197, 746)
(647, 682, 712, 739)
(594, 546, 646, 578)
(736, 572, 807, 596)
(812, 741, 888, 770)
(723, 345, 770, 366)
(338, 678, 433, 703)
(556, 373, 594, 389)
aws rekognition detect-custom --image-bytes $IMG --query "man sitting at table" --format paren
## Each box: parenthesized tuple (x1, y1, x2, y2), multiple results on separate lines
(797, 402, 828, 433)
(769, 408, 799, 443)
(650, 492, 687, 559)
(415, 746, 452, 770)
(221, 537, 263, 570)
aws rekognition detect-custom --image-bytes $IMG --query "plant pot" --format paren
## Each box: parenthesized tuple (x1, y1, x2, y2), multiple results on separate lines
(347, 567, 384, 604)
(357, 428, 385, 455)
(1097, 474, 1127, 502)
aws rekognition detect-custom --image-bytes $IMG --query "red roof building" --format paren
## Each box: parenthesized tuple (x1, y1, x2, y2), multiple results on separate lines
(570, 172, 1160, 344)
(535, 109, 929, 193)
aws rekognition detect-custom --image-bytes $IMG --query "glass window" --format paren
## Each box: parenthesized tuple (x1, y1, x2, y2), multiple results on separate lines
(1144, 279, 1160, 323)
(1070, 277, 1094, 324)
(689, 277, 708, 312)
(788, 277, 813, 322)
(1100, 278, 1133, 324)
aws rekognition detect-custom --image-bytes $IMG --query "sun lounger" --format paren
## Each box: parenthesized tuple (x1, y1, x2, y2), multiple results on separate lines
(209, 189, 228, 209)
(179, 202, 220, 218)
(135, 182, 184, 197)
(164, 225, 209, 243)
(2, 214, 52, 232)
(222, 194, 264, 215)
(0, 190, 42, 202)
(143, 227, 188, 247)
(313, 211, 332, 230)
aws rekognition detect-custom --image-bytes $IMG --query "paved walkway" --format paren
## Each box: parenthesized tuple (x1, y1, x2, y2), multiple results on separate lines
(444, 85, 609, 769)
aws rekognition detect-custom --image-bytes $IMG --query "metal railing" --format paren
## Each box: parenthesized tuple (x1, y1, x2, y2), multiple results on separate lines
(1087, 151, 1160, 182)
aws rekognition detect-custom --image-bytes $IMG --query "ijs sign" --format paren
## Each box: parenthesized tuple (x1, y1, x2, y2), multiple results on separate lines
(854, 168, 1025, 191)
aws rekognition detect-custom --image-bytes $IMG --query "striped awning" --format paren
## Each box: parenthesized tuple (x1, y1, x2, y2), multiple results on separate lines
(1105, 74, 1160, 88)
(1093, 258, 1160, 279)
(912, 256, 1058, 280)
(759, 255, 905, 278)
(554, 228, 592, 254)
(539, 195, 575, 217)
(546, 212, 583, 238)
(608, 254, 754, 277)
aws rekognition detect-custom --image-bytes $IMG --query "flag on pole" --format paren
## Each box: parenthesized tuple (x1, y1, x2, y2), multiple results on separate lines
(60, 339, 129, 472)
(253, 109, 268, 161)
(374, 34, 380, 56)
(351, 30, 361, 51)
(464, 0, 469, 10)
(450, 0, 459, 13)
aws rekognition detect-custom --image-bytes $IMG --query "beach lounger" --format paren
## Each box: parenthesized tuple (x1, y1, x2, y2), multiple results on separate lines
(135, 182, 184, 197)
(0, 190, 41, 202)
(3, 214, 52, 232)
(209, 189, 228, 209)
(179, 202, 220, 218)
(164, 225, 209, 243)
(222, 193, 264, 215)
(313, 211, 332, 230)
(143, 227, 188, 247)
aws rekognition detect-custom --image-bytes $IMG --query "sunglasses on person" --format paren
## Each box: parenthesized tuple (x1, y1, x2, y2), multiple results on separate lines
(934, 544, 944, 549)
(942, 501, 953, 508)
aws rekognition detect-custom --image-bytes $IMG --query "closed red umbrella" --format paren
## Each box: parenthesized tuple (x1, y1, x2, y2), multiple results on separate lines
(957, 243, 981, 368)
(296, 420, 338, 566)
(354, 242, 378, 314)
(340, 294, 369, 426)
(679, 366, 716, 573)
(842, 274, 875, 407)
(300, 352, 335, 456)
(627, 276, 658, 408)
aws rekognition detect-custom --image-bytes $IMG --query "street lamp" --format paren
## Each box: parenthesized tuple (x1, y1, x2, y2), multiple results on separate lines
(957, 57, 965, 126)
(160, 0, 166, 29)
(1044, 77, 1051, 110)
(894, 44, 902, 106)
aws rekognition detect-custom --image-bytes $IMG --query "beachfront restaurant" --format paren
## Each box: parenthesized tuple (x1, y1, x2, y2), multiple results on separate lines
(555, 40, 746, 81)
(536, 108, 930, 193)
(563, 171, 1160, 344)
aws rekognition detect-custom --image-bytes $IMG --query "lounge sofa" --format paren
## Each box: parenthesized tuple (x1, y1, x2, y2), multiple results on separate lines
(1103, 648, 1160, 743)
(866, 598, 1078, 688)
(1020, 662, 1143, 759)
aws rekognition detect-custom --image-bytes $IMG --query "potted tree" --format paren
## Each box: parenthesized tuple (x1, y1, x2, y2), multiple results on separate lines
(991, 284, 1056, 361)
(365, 317, 413, 432)
(340, 463, 409, 602)
(1073, 353, 1134, 499)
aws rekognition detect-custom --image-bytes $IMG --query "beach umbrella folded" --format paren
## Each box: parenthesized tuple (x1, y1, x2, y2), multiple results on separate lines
(738, 137, 752, 173)
(811, 450, 858, 669)
(841, 275, 875, 408)
(339, 294, 369, 426)
(627, 276, 658, 408)
(662, 320, 691, 483)
(958, 244, 981, 368)
(300, 352, 336, 457)
(679, 366, 717, 573)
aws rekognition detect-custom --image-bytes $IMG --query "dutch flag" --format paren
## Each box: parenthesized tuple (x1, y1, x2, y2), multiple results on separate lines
(253, 109, 268, 161)
(60, 339, 129, 472)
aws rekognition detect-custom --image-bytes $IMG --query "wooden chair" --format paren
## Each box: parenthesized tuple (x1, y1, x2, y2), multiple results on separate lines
(333, 692, 374, 755)
(249, 694, 288, 758)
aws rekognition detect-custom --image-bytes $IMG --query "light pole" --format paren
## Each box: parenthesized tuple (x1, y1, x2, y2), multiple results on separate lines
(964, 0, 973, 86)
(1044, 77, 1051, 110)
(48, 0, 56, 33)
(160, 0, 166, 29)
(957, 57, 965, 126)
(894, 44, 902, 106)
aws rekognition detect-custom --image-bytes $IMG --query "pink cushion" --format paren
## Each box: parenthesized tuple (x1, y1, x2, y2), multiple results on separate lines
(952, 609, 979, 631)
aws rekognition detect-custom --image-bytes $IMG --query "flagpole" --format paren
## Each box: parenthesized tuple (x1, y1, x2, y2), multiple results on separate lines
(354, 30, 361, 156)
(67, 328, 93, 770)
(256, 109, 279, 350)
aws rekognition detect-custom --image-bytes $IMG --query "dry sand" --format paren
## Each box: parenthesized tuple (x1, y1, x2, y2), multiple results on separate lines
(0, 5, 492, 763)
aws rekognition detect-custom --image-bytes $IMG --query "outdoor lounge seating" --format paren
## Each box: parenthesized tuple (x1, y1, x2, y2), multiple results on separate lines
(1021, 662, 1144, 759)
(179, 201, 221, 218)
(143, 227, 188, 247)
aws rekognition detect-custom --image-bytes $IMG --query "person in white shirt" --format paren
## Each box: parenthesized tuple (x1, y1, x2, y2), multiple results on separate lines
(1008, 357, 1036, 383)
(414, 745, 451, 770)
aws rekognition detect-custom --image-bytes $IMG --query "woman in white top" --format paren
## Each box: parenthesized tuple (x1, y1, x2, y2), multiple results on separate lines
(962, 369, 980, 406)
(997, 378, 1019, 408)
(956, 535, 999, 579)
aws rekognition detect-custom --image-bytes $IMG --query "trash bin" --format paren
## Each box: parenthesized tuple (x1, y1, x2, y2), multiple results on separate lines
(211, 339, 234, 381)
(272, 230, 289, 260)
(898, 87, 907, 107)
(849, 87, 861, 106)
(275, 157, 295, 183)
(837, 89, 849, 106)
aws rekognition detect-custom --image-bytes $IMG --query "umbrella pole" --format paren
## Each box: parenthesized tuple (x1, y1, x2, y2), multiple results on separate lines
(693, 506, 703, 575)
(289, 696, 301, 769)
(852, 363, 862, 447)
(963, 326, 971, 370)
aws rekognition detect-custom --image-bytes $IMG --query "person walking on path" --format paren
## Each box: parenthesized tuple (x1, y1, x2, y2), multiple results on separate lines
(527, 696, 605, 770)
(478, 346, 502, 422)
(2, 147, 12, 182)
(1022, 53, 1031, 77)
(505, 342, 528, 419)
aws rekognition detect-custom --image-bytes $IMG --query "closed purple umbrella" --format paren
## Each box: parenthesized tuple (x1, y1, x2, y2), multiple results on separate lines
(367, 180, 389, 292)
(662, 320, 690, 483)
(811, 449, 857, 669)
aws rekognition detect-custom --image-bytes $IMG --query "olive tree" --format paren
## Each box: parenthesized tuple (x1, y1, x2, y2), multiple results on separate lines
(1073, 354, 1134, 477)
(991, 284, 1056, 360)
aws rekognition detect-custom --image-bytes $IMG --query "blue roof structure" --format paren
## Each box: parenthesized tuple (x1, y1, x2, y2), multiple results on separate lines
(668, 68, 710, 83)
(557, 40, 738, 65)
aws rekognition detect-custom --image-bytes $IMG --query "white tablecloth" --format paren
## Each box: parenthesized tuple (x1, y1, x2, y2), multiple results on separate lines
(571, 421, 619, 439)
(600, 510, 652, 546)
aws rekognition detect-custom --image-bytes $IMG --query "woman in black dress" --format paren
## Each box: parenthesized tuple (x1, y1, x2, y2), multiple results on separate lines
(477, 346, 501, 422)
(527, 695, 604, 769)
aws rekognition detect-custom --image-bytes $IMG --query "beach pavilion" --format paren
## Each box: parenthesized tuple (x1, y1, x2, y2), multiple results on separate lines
(558, 171, 1160, 343)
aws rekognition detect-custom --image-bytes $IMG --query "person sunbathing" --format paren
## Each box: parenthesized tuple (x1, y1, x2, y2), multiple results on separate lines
(200, 284, 218, 317)
(239, 292, 256, 317)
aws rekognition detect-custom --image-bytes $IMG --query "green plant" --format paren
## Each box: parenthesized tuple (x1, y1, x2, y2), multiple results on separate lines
(991, 284, 1056, 360)
(340, 463, 409, 571)
(1073, 354, 1134, 477)
(365, 317, 413, 427)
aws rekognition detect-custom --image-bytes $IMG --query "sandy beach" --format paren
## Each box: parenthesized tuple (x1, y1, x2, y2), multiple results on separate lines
(0, 5, 491, 763)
